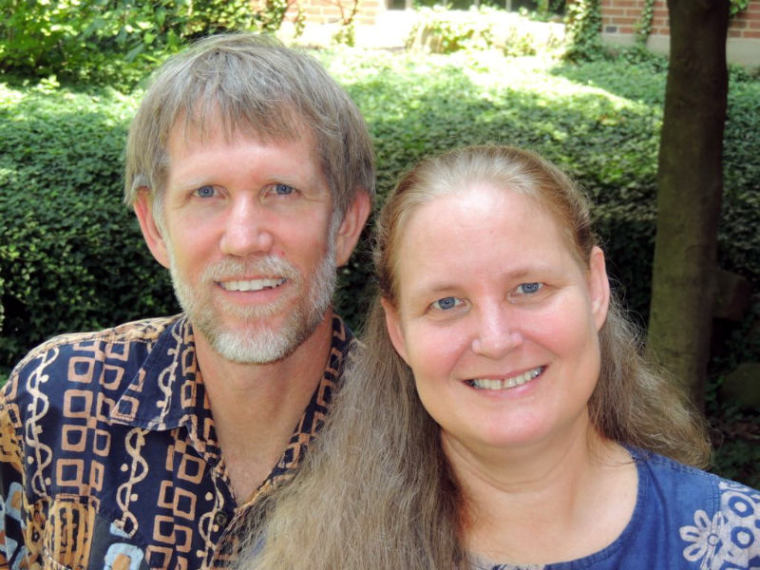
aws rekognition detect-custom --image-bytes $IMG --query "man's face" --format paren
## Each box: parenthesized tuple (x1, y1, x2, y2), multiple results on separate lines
(137, 120, 361, 363)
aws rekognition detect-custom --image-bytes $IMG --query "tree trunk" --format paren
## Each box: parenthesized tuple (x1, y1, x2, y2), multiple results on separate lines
(647, 0, 729, 409)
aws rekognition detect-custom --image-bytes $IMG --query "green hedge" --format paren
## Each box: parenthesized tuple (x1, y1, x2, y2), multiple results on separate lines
(332, 50, 658, 327)
(1, 46, 759, 485)
(0, 82, 179, 366)
(2, 47, 759, 372)
(0, 0, 261, 90)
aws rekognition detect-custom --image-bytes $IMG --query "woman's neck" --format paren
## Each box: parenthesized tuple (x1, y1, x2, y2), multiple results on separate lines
(445, 426, 637, 566)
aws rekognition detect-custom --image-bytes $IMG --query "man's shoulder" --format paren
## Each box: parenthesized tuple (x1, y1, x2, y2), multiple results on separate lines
(22, 315, 179, 358)
(4, 315, 184, 404)
(35, 315, 179, 352)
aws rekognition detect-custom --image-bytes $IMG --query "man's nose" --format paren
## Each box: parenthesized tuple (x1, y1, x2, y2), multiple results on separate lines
(220, 197, 274, 257)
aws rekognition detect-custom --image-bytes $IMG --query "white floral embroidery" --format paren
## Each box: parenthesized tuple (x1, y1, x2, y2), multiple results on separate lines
(680, 480, 760, 569)
(680, 509, 724, 567)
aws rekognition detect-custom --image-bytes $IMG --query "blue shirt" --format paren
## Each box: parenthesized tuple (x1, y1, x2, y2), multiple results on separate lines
(481, 449, 760, 569)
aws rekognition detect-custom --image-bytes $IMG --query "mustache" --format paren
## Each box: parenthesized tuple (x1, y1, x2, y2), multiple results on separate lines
(201, 256, 301, 283)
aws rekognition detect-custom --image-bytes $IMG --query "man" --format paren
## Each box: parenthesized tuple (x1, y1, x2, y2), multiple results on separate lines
(0, 33, 373, 569)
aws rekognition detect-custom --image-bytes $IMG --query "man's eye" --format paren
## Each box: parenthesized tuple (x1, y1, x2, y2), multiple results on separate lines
(431, 297, 462, 311)
(274, 183, 295, 196)
(517, 282, 542, 295)
(195, 185, 216, 198)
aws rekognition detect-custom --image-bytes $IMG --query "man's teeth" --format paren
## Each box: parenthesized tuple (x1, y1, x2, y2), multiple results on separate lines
(221, 278, 286, 292)
(469, 367, 543, 390)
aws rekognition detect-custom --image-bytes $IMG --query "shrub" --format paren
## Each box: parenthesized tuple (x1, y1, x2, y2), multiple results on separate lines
(332, 48, 760, 486)
(731, 0, 750, 17)
(406, 7, 495, 53)
(0, 82, 179, 370)
(1, 49, 759, 486)
(322, 49, 668, 328)
(4, 48, 759, 363)
(563, 0, 603, 62)
(0, 0, 287, 89)
(406, 9, 565, 64)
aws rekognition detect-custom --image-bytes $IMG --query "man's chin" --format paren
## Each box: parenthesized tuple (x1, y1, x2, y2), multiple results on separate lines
(205, 311, 328, 365)
(205, 327, 294, 364)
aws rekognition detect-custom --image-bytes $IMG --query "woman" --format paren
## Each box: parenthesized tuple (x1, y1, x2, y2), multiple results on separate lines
(239, 146, 760, 569)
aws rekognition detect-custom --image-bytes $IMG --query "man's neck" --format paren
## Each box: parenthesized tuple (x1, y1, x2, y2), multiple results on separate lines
(193, 312, 336, 502)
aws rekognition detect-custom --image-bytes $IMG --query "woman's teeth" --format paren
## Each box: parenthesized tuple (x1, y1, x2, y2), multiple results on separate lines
(468, 366, 544, 390)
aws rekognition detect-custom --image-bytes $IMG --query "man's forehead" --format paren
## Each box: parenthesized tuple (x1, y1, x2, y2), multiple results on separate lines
(170, 106, 307, 145)
(160, 105, 331, 193)
(162, 109, 329, 188)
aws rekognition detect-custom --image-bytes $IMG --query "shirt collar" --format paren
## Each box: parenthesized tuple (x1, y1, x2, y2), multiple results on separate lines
(110, 314, 204, 431)
(109, 314, 354, 435)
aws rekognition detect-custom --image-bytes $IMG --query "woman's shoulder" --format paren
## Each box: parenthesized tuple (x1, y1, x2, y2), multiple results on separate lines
(471, 450, 759, 570)
(632, 446, 757, 499)
(631, 446, 760, 568)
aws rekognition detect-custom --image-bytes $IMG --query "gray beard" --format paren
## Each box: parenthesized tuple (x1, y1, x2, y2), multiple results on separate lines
(169, 245, 337, 364)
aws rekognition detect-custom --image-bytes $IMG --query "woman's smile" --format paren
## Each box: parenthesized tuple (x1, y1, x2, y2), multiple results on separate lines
(465, 366, 545, 390)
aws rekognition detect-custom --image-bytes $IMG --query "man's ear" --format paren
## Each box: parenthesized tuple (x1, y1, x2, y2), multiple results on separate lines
(381, 297, 409, 364)
(133, 189, 171, 269)
(588, 246, 611, 331)
(335, 190, 371, 267)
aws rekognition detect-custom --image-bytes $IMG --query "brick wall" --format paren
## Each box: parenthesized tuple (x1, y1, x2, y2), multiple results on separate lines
(728, 1, 760, 40)
(601, 0, 760, 40)
(599, 0, 760, 66)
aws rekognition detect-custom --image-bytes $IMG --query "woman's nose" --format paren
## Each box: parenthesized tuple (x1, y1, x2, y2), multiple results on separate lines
(470, 305, 523, 358)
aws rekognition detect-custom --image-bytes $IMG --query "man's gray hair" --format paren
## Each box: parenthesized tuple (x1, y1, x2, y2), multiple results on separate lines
(124, 33, 374, 218)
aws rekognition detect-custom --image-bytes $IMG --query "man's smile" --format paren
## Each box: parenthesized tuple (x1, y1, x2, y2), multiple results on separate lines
(219, 278, 287, 292)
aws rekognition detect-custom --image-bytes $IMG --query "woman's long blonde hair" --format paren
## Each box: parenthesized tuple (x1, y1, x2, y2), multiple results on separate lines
(238, 146, 710, 570)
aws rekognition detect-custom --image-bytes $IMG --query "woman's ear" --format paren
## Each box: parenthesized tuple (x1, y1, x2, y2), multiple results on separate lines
(381, 297, 409, 363)
(133, 189, 171, 269)
(588, 246, 611, 331)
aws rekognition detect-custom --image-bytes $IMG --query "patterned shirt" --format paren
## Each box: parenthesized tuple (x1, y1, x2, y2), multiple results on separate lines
(0, 313, 353, 569)
(474, 448, 760, 569)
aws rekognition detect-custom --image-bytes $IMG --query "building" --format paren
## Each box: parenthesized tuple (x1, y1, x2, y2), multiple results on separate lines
(600, 0, 760, 67)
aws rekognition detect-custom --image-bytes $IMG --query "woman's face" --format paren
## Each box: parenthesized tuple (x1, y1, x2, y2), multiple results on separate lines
(383, 184, 610, 456)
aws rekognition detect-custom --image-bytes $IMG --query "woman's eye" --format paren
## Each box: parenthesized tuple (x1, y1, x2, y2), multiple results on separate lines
(195, 185, 216, 198)
(431, 296, 462, 311)
(517, 282, 543, 295)
(273, 183, 295, 196)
